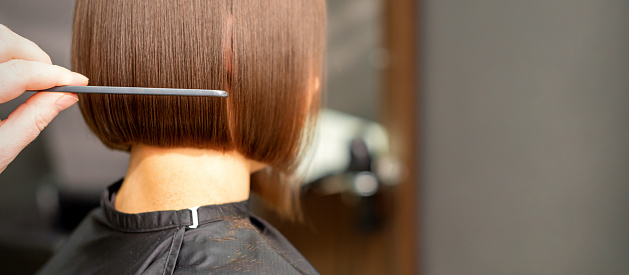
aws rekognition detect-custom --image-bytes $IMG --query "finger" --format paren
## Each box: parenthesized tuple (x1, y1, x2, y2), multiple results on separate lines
(0, 24, 52, 64)
(0, 92, 78, 172)
(0, 59, 88, 103)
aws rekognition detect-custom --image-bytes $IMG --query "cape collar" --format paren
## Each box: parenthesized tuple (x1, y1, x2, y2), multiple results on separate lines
(101, 179, 249, 232)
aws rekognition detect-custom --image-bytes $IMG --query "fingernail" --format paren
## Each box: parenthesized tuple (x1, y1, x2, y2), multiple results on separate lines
(56, 94, 79, 110)
(73, 72, 89, 83)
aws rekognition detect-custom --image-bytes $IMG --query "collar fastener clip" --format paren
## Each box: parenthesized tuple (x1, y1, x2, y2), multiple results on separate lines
(188, 206, 200, 229)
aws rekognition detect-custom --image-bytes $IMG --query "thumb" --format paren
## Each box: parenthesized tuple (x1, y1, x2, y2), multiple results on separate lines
(0, 92, 78, 172)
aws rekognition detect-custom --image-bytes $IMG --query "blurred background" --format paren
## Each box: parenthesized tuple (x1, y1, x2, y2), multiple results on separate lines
(2, 0, 629, 274)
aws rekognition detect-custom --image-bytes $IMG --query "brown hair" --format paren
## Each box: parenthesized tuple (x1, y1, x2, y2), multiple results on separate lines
(72, 0, 326, 219)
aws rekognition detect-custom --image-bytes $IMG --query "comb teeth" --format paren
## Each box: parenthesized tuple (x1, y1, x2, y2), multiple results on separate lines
(31, 86, 228, 97)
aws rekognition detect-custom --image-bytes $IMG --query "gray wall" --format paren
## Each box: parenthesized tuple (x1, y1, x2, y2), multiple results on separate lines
(420, 1, 629, 274)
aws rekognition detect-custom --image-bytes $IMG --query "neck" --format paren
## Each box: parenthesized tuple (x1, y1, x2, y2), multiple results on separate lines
(115, 145, 254, 214)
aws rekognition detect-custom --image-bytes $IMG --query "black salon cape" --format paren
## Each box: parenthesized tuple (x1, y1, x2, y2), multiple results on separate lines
(38, 181, 318, 274)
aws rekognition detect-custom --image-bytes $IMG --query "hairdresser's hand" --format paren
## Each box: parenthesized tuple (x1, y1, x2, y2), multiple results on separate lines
(0, 25, 88, 174)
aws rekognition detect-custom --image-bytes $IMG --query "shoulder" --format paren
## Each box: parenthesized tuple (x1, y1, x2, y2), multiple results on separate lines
(39, 208, 177, 275)
(174, 215, 319, 274)
(38, 205, 319, 274)
(248, 214, 316, 271)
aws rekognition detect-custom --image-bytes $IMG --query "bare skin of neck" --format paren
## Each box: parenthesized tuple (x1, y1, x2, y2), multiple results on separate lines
(114, 145, 266, 214)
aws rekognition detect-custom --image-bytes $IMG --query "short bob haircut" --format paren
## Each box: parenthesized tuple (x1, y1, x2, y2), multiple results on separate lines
(72, 0, 326, 219)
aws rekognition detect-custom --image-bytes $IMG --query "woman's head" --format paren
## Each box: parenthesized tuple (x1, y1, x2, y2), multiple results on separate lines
(72, 0, 326, 218)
